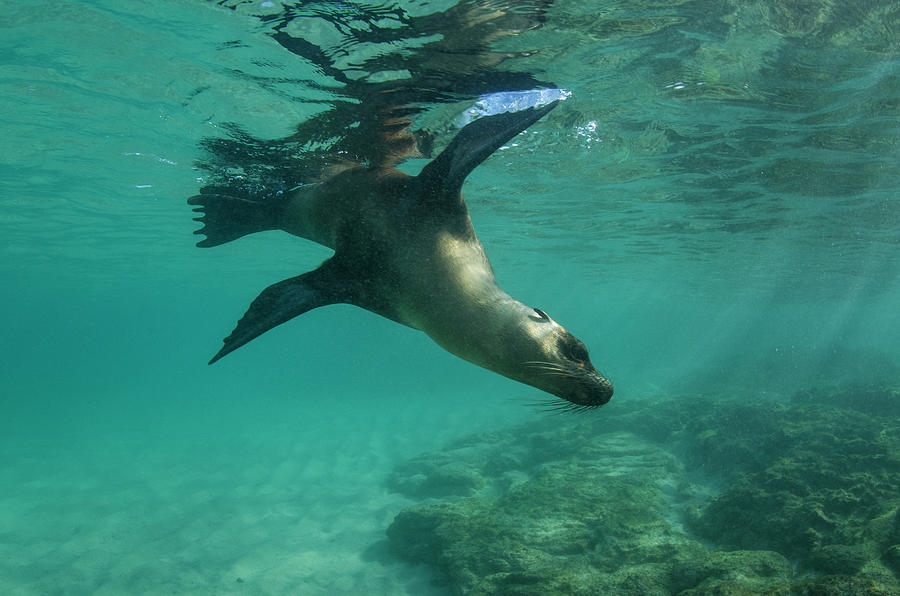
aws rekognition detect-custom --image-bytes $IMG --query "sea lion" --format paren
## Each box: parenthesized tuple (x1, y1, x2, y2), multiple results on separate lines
(189, 101, 613, 409)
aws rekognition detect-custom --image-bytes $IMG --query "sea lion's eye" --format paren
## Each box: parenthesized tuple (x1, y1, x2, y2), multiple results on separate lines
(533, 308, 549, 320)
(566, 341, 589, 363)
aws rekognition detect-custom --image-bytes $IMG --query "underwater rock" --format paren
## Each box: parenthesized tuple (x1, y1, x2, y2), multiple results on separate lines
(781, 575, 898, 596)
(386, 387, 900, 594)
(387, 429, 537, 499)
(386, 460, 487, 498)
(880, 510, 900, 575)
(884, 545, 900, 575)
(685, 401, 900, 572)
(671, 550, 792, 595)
(807, 544, 870, 575)
(388, 430, 793, 595)
(793, 384, 900, 418)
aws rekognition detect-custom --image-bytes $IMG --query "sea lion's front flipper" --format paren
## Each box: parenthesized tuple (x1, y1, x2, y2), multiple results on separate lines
(208, 259, 347, 364)
(417, 100, 559, 200)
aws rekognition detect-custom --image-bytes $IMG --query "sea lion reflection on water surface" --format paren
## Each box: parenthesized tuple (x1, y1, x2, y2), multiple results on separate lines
(189, 102, 613, 410)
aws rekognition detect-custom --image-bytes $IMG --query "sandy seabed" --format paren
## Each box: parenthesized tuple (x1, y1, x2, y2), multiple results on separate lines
(0, 391, 531, 595)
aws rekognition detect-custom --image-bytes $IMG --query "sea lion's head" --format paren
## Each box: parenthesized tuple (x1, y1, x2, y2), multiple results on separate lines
(519, 308, 613, 410)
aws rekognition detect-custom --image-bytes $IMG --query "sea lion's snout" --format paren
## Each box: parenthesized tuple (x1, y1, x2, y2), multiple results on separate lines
(555, 333, 613, 408)
(565, 373, 614, 407)
(521, 320, 614, 410)
(534, 363, 613, 411)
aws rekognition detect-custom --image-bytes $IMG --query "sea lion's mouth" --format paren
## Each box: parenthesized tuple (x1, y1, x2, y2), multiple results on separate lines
(524, 361, 614, 411)
(565, 374, 614, 408)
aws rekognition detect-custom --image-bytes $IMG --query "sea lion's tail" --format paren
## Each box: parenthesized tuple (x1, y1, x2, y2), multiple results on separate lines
(187, 191, 284, 247)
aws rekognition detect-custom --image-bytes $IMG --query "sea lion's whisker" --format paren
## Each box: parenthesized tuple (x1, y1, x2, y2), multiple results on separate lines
(524, 361, 569, 372)
(528, 368, 571, 379)
(522, 401, 564, 409)
(530, 398, 585, 413)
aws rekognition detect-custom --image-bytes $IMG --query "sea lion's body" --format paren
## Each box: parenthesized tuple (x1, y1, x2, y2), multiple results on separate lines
(190, 103, 613, 408)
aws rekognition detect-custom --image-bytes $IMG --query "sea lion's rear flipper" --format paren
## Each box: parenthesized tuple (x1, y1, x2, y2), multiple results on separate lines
(208, 259, 347, 364)
(188, 191, 284, 247)
(417, 101, 559, 200)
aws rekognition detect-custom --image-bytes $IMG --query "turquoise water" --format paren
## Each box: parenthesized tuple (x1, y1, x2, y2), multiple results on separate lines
(1, 0, 898, 594)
